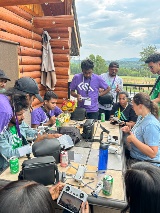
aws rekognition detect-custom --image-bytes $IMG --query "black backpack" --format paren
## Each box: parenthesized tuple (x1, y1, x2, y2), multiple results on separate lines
(57, 126, 81, 144)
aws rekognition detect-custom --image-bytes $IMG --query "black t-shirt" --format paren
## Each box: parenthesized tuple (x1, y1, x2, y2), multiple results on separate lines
(111, 103, 137, 122)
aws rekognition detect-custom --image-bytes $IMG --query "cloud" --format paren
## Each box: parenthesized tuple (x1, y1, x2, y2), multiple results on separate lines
(75, 0, 160, 60)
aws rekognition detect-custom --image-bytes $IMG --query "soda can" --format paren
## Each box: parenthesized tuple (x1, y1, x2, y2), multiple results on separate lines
(60, 151, 68, 167)
(102, 175, 113, 196)
(9, 156, 19, 174)
(101, 113, 105, 122)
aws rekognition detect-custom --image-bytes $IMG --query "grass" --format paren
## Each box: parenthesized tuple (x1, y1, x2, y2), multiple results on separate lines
(69, 74, 155, 85)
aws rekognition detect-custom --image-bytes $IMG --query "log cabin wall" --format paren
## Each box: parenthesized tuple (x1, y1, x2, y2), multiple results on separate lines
(0, 1, 80, 108)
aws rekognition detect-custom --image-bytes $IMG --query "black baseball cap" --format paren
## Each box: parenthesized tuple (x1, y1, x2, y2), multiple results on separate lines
(14, 77, 43, 102)
(0, 69, 11, 81)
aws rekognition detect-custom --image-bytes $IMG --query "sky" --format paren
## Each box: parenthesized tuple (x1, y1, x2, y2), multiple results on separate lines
(75, 0, 160, 60)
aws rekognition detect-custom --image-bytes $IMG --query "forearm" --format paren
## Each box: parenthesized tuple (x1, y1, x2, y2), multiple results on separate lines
(99, 87, 111, 96)
(71, 90, 79, 98)
(152, 97, 160, 104)
(131, 137, 157, 158)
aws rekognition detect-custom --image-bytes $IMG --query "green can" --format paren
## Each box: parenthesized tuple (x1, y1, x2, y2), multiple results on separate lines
(101, 113, 105, 122)
(9, 156, 19, 174)
(56, 118, 61, 127)
(102, 175, 113, 196)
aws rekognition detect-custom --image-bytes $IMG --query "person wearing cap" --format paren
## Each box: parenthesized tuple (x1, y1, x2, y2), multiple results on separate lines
(98, 61, 123, 120)
(31, 90, 62, 128)
(0, 77, 43, 134)
(0, 69, 11, 93)
(0, 101, 61, 171)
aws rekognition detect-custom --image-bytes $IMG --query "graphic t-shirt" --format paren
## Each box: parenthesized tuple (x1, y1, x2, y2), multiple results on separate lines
(70, 73, 108, 112)
(111, 102, 137, 122)
(31, 106, 62, 125)
(9, 126, 22, 149)
(151, 76, 160, 117)
(0, 94, 13, 133)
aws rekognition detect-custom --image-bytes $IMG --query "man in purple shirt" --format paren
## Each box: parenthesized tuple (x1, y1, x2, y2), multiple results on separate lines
(0, 77, 43, 134)
(31, 91, 62, 128)
(70, 59, 110, 120)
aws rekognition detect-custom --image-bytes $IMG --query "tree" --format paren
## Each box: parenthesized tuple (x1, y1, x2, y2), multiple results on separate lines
(88, 54, 108, 74)
(139, 45, 157, 77)
(139, 45, 157, 62)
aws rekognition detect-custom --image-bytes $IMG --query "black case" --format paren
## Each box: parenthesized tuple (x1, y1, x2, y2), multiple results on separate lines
(71, 107, 86, 121)
(32, 138, 61, 163)
(82, 119, 95, 140)
(18, 156, 59, 186)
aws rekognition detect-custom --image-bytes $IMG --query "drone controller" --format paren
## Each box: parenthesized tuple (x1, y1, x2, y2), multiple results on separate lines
(57, 184, 88, 213)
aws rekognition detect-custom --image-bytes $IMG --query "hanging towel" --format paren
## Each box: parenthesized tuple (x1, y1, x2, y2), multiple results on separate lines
(41, 31, 57, 90)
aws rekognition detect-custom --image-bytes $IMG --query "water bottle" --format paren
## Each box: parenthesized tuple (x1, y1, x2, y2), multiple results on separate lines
(98, 143, 109, 173)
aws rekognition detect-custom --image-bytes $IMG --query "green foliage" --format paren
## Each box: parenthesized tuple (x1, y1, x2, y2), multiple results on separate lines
(88, 54, 108, 74)
(70, 61, 81, 74)
(139, 45, 157, 62)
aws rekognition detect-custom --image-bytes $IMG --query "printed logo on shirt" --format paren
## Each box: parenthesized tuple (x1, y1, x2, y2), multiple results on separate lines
(78, 82, 94, 92)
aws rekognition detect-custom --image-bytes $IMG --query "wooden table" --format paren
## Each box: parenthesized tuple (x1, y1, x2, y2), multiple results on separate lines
(0, 121, 127, 210)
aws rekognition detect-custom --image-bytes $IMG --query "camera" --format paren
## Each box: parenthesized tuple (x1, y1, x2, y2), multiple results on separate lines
(82, 119, 95, 140)
(57, 184, 88, 213)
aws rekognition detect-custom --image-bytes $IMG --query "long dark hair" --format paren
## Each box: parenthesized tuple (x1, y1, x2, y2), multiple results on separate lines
(0, 180, 55, 213)
(133, 92, 158, 118)
(4, 87, 29, 112)
(122, 162, 160, 213)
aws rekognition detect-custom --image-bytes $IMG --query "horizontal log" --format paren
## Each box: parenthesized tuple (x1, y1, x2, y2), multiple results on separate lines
(38, 84, 46, 91)
(50, 39, 69, 49)
(19, 65, 41, 72)
(18, 56, 42, 65)
(49, 32, 69, 39)
(20, 71, 41, 79)
(32, 98, 42, 107)
(54, 61, 69, 67)
(4, 6, 32, 21)
(46, 27, 69, 33)
(56, 75, 69, 79)
(0, 20, 42, 42)
(56, 79, 68, 87)
(18, 46, 42, 57)
(52, 48, 70, 54)
(0, 0, 64, 7)
(33, 15, 74, 28)
(55, 67, 69, 75)
(54, 86, 68, 91)
(35, 78, 41, 84)
(54, 91, 68, 99)
(53, 54, 69, 62)
(0, 31, 42, 49)
(0, 7, 42, 34)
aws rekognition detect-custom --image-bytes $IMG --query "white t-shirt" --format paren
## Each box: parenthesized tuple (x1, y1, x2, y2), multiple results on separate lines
(99, 72, 123, 110)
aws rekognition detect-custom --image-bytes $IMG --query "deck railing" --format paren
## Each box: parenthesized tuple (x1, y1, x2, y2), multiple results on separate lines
(68, 82, 154, 99)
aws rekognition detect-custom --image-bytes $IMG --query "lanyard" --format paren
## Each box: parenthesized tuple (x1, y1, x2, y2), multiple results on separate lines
(83, 76, 91, 96)
(131, 113, 151, 134)
(117, 103, 128, 119)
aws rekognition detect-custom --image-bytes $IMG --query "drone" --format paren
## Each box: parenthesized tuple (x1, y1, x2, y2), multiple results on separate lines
(59, 125, 120, 197)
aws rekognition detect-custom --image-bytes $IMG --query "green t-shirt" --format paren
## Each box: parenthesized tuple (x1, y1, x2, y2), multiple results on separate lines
(9, 126, 22, 149)
(151, 77, 160, 116)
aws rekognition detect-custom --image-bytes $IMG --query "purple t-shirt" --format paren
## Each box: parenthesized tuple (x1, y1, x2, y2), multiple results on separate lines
(70, 73, 108, 112)
(31, 106, 62, 125)
(0, 94, 13, 133)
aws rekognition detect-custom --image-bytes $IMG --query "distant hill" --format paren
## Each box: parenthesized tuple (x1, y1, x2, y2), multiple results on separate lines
(118, 57, 140, 62)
